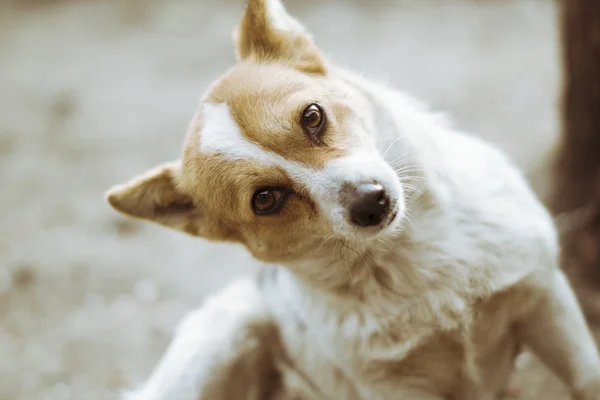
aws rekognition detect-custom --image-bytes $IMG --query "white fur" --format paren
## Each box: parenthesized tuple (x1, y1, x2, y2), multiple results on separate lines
(200, 103, 282, 166)
(265, 0, 306, 35)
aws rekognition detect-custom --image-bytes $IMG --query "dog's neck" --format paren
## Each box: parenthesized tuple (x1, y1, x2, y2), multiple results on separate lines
(283, 243, 417, 313)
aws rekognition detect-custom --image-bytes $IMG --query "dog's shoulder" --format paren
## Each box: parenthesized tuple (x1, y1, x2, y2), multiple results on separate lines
(395, 103, 559, 296)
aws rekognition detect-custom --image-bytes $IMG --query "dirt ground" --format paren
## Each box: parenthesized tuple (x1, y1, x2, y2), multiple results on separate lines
(1, 0, 598, 399)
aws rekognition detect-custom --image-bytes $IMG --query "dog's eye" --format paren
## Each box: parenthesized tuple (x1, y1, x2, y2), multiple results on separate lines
(301, 103, 326, 143)
(252, 189, 285, 215)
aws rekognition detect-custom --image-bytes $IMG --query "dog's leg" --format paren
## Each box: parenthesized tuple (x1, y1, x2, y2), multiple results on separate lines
(515, 268, 600, 400)
(123, 277, 282, 400)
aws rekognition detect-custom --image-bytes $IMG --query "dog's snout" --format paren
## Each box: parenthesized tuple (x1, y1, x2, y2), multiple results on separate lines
(345, 182, 389, 227)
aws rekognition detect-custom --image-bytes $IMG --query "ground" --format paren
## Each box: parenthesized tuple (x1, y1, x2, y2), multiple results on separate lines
(0, 0, 597, 399)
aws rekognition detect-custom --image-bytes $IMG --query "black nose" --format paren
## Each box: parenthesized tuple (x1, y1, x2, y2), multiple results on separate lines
(348, 183, 389, 227)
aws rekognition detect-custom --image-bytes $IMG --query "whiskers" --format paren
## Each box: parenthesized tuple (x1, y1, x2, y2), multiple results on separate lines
(391, 163, 425, 179)
(340, 240, 356, 284)
(392, 160, 426, 200)
(314, 226, 408, 313)
(318, 232, 373, 301)
(382, 136, 404, 159)
(318, 232, 336, 251)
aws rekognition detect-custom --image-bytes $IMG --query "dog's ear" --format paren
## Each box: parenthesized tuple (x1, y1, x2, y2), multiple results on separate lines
(234, 0, 327, 74)
(106, 161, 197, 232)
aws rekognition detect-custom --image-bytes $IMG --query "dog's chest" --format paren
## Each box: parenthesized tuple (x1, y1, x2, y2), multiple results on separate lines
(266, 270, 523, 400)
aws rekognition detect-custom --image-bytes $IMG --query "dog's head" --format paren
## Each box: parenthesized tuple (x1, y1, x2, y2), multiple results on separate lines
(107, 0, 405, 264)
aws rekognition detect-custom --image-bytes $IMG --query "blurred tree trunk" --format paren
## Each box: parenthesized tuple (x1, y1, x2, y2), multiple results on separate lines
(553, 0, 600, 284)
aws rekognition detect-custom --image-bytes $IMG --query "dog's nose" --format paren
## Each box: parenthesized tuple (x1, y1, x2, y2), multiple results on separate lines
(347, 183, 389, 227)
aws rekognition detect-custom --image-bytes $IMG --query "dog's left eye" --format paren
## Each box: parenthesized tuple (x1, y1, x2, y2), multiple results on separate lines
(252, 188, 286, 215)
(301, 103, 326, 143)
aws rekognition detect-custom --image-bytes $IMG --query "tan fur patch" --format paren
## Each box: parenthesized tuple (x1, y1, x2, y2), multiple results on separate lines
(205, 62, 355, 168)
(199, 318, 284, 400)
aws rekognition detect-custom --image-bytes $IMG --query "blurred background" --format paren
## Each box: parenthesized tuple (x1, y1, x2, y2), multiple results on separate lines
(1, 0, 593, 399)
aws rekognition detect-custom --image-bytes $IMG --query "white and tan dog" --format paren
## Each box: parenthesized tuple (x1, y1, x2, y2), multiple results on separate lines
(106, 1, 600, 399)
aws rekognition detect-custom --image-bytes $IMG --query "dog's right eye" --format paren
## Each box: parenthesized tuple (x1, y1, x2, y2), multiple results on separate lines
(252, 188, 287, 215)
(301, 103, 326, 144)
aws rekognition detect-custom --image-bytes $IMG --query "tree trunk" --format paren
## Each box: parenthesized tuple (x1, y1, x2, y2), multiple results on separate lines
(553, 0, 600, 286)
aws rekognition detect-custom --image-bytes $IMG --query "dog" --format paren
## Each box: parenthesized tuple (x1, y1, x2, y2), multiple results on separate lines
(106, 1, 600, 399)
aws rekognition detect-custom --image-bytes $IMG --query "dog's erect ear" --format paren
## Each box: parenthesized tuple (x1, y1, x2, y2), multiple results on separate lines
(235, 0, 327, 74)
(106, 161, 196, 232)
